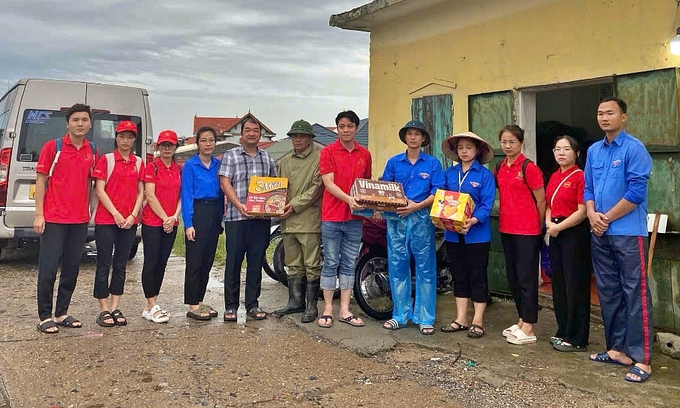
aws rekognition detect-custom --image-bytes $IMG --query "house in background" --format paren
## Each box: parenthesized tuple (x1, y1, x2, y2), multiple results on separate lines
(311, 118, 369, 147)
(189, 112, 276, 146)
(331, 0, 680, 331)
(265, 138, 326, 164)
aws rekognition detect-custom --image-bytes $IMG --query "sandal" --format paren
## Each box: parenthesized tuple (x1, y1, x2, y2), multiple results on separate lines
(202, 304, 218, 318)
(187, 305, 212, 321)
(441, 321, 468, 333)
(549, 336, 563, 345)
(589, 351, 632, 367)
(419, 324, 435, 335)
(318, 315, 333, 328)
(55, 316, 82, 329)
(502, 324, 520, 338)
(339, 315, 364, 327)
(467, 324, 485, 339)
(625, 365, 651, 383)
(383, 319, 408, 330)
(506, 329, 537, 345)
(111, 309, 127, 326)
(247, 307, 267, 320)
(143, 305, 169, 323)
(223, 308, 237, 322)
(37, 320, 59, 334)
(96, 311, 115, 327)
(553, 341, 588, 352)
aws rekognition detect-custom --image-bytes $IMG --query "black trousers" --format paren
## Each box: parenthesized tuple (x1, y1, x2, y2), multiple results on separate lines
(37, 222, 88, 320)
(501, 233, 542, 324)
(447, 237, 491, 303)
(184, 200, 222, 305)
(224, 219, 270, 311)
(549, 219, 591, 346)
(94, 224, 138, 299)
(141, 224, 177, 299)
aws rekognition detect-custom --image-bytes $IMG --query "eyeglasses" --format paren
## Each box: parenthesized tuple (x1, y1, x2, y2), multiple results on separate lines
(500, 140, 519, 146)
(552, 147, 573, 153)
(158, 143, 175, 149)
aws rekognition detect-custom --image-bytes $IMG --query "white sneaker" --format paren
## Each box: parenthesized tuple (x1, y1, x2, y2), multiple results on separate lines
(143, 305, 169, 323)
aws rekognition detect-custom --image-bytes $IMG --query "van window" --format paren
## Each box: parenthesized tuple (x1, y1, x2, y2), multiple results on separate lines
(0, 88, 18, 140)
(16, 109, 143, 162)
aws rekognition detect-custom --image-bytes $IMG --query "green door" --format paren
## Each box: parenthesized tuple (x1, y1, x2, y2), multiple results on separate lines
(468, 90, 515, 295)
(411, 94, 453, 168)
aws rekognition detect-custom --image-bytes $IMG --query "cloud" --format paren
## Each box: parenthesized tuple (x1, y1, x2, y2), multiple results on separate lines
(0, 0, 369, 139)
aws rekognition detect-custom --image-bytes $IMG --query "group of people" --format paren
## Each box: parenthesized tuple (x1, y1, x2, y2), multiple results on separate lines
(33, 97, 653, 384)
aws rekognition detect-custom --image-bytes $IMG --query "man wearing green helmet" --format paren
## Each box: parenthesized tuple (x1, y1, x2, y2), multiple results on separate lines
(273, 120, 324, 323)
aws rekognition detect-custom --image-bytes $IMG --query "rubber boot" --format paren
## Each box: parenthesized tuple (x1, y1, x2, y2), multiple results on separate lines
(301, 278, 320, 323)
(274, 277, 306, 316)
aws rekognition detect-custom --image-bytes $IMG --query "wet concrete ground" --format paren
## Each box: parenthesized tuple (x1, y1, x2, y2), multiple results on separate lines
(0, 243, 679, 407)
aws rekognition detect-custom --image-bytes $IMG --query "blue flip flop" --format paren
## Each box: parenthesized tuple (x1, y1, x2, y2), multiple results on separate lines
(589, 351, 632, 367)
(625, 366, 651, 383)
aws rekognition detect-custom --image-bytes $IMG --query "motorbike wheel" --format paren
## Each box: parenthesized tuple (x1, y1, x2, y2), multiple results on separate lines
(354, 249, 392, 321)
(274, 239, 339, 298)
(262, 231, 282, 282)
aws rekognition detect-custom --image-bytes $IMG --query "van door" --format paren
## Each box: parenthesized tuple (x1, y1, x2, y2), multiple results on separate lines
(85, 83, 147, 157)
(4, 80, 87, 229)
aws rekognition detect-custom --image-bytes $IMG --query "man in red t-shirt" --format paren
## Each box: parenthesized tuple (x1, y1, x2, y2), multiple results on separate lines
(34, 103, 97, 334)
(317, 110, 371, 328)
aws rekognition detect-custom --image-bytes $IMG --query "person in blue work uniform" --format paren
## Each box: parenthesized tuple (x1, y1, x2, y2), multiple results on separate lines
(585, 97, 653, 383)
(438, 132, 495, 338)
(379, 120, 445, 335)
(181, 126, 224, 320)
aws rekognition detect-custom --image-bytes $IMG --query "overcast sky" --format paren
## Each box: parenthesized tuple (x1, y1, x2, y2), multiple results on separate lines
(0, 0, 369, 140)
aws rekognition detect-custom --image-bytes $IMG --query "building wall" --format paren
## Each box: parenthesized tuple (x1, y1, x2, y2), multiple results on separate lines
(367, 0, 680, 172)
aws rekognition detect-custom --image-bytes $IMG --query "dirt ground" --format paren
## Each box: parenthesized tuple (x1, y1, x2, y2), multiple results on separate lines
(0, 243, 678, 408)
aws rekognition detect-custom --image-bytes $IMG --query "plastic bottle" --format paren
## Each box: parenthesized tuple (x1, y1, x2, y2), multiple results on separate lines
(236, 303, 246, 324)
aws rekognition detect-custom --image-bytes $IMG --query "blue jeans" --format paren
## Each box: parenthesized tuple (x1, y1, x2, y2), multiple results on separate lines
(320, 220, 363, 291)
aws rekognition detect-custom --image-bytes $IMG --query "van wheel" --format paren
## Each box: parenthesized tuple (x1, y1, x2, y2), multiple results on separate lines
(128, 241, 140, 261)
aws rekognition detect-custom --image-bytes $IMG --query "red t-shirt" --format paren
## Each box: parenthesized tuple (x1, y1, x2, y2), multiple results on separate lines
(319, 140, 372, 222)
(36, 135, 96, 224)
(92, 150, 145, 225)
(142, 159, 181, 227)
(545, 166, 584, 219)
(497, 154, 544, 235)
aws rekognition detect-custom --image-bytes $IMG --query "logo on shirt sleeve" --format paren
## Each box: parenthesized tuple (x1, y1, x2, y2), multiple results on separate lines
(419, 172, 430, 179)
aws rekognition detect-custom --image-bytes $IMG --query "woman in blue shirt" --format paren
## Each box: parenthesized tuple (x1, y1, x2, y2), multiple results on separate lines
(181, 126, 224, 320)
(439, 132, 495, 338)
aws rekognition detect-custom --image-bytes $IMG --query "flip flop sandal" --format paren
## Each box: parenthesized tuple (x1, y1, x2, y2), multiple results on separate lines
(549, 336, 563, 345)
(467, 324, 486, 339)
(552, 341, 588, 352)
(111, 309, 127, 326)
(441, 321, 468, 333)
(506, 330, 537, 345)
(202, 304, 218, 318)
(187, 306, 211, 321)
(625, 366, 651, 383)
(589, 351, 632, 366)
(247, 307, 267, 320)
(318, 315, 333, 328)
(419, 324, 435, 335)
(96, 311, 115, 327)
(223, 308, 237, 322)
(383, 319, 408, 330)
(37, 320, 59, 334)
(340, 315, 364, 327)
(55, 316, 82, 329)
(502, 324, 520, 338)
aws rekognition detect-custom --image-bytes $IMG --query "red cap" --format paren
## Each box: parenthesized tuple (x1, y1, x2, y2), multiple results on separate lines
(157, 130, 178, 145)
(115, 121, 138, 136)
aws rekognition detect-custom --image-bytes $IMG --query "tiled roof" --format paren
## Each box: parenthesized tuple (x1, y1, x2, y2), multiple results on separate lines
(312, 118, 368, 147)
(193, 116, 240, 135)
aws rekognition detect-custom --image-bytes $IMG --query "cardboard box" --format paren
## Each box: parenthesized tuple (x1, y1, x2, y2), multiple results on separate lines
(350, 178, 408, 212)
(430, 189, 475, 233)
(245, 176, 288, 217)
(351, 208, 401, 221)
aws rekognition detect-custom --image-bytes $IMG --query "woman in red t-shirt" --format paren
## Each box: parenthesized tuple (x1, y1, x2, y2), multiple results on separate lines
(545, 135, 591, 352)
(92, 121, 145, 327)
(140, 130, 182, 324)
(496, 125, 546, 345)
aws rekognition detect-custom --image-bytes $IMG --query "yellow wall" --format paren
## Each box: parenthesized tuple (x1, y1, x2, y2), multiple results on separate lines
(367, 0, 680, 173)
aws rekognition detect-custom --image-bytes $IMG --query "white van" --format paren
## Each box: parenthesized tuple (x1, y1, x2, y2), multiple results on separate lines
(0, 78, 154, 259)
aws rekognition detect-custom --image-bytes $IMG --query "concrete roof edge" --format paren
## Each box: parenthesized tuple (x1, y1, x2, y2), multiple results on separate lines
(329, 0, 408, 31)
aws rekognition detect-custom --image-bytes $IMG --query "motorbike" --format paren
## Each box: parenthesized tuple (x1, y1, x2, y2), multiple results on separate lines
(262, 221, 282, 282)
(269, 218, 452, 320)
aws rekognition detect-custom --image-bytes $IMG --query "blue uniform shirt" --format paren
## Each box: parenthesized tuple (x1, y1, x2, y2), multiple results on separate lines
(443, 159, 495, 244)
(380, 151, 444, 202)
(584, 130, 651, 236)
(181, 155, 223, 229)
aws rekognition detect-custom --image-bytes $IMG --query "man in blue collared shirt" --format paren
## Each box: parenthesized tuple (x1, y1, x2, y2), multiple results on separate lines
(584, 97, 653, 383)
(379, 120, 445, 335)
